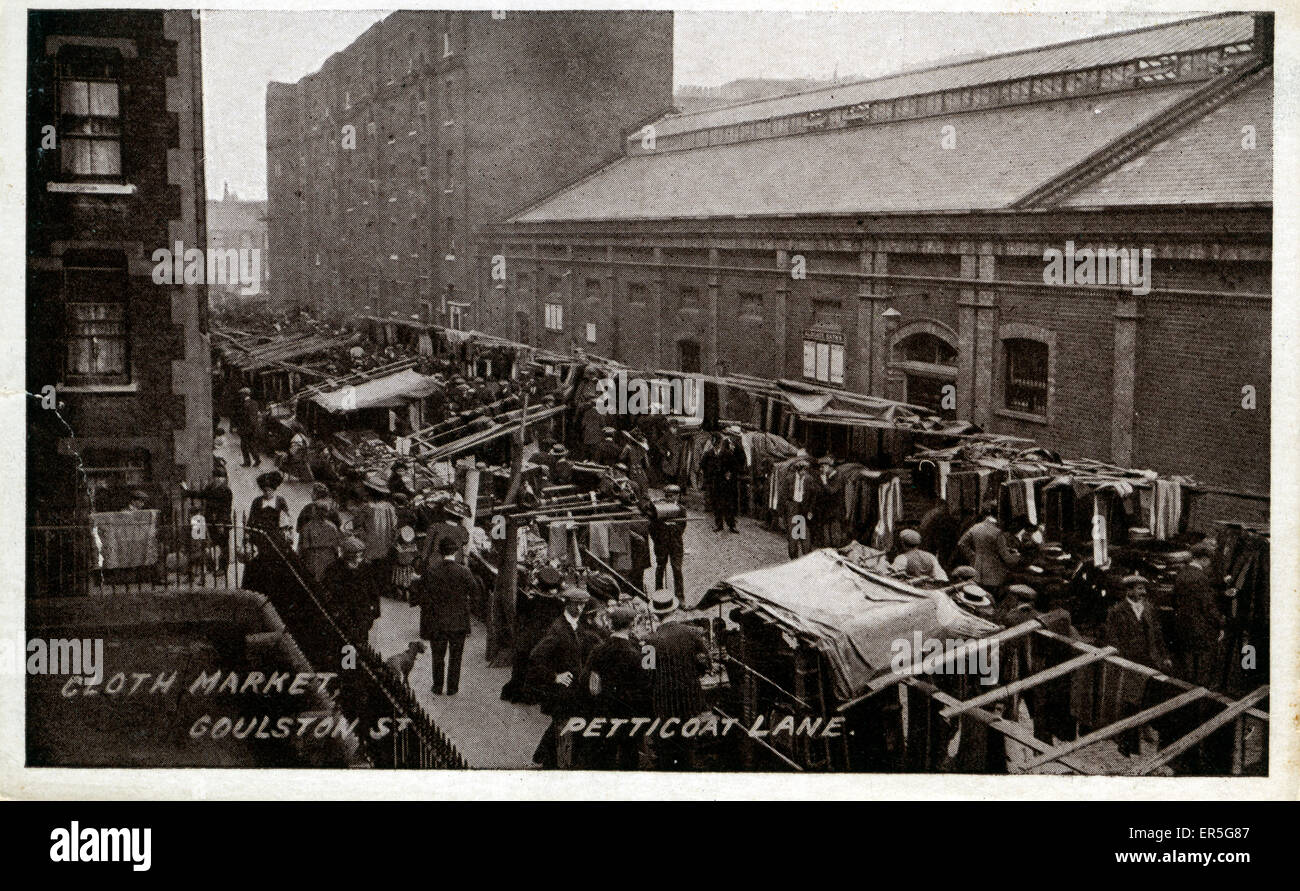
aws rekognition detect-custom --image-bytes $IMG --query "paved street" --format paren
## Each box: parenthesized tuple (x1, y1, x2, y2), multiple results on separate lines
(219, 427, 791, 767)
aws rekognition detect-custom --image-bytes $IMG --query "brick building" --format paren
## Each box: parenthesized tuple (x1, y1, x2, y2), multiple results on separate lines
(265, 10, 674, 329)
(477, 13, 1272, 504)
(27, 9, 213, 518)
(207, 183, 269, 308)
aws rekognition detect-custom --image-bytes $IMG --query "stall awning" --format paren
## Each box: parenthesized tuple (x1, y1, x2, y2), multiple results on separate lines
(221, 332, 355, 371)
(706, 549, 998, 701)
(311, 369, 443, 413)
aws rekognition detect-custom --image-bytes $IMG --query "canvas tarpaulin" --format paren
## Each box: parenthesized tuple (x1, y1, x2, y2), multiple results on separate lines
(715, 549, 998, 701)
(311, 368, 442, 413)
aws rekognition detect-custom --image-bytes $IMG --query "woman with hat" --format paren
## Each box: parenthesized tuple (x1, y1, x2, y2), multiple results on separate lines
(594, 426, 622, 467)
(248, 471, 288, 535)
(549, 443, 574, 486)
(358, 475, 398, 564)
(385, 525, 422, 603)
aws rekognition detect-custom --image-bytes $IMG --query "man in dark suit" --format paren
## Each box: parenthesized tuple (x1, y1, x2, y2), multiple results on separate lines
(527, 587, 601, 768)
(1171, 541, 1226, 688)
(957, 506, 1021, 591)
(1101, 574, 1172, 756)
(198, 468, 234, 572)
(234, 387, 265, 468)
(415, 536, 482, 696)
(918, 496, 961, 570)
(583, 605, 652, 769)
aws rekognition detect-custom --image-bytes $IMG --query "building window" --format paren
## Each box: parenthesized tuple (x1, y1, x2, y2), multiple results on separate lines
(586, 323, 597, 343)
(802, 338, 844, 385)
(892, 330, 958, 416)
(448, 303, 465, 331)
(443, 32, 452, 58)
(63, 253, 129, 385)
(58, 51, 122, 178)
(544, 303, 563, 331)
(679, 285, 699, 309)
(627, 282, 647, 305)
(81, 447, 151, 499)
(584, 278, 601, 302)
(1004, 338, 1049, 416)
(547, 274, 562, 297)
(738, 291, 762, 316)
(444, 148, 454, 185)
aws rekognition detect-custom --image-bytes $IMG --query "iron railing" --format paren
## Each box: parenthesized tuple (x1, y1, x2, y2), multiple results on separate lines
(27, 517, 468, 769)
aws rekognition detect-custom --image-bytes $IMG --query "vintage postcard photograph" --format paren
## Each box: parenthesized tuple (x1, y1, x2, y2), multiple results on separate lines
(5, 2, 1293, 802)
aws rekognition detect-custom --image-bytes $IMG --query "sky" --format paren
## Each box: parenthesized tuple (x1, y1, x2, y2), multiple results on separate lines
(201, 8, 1191, 202)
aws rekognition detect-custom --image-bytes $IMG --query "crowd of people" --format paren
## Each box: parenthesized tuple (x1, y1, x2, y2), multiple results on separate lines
(887, 496, 1233, 705)
(521, 576, 712, 771)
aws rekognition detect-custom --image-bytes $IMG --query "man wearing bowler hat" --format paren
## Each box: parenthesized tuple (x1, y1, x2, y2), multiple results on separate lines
(414, 536, 481, 696)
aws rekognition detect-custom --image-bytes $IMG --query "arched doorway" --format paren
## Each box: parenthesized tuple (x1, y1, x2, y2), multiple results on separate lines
(515, 310, 531, 346)
(892, 329, 958, 417)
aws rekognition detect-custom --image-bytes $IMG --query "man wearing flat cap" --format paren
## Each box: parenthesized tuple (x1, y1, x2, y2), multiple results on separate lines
(1101, 573, 1172, 756)
(647, 484, 686, 599)
(527, 587, 601, 768)
(321, 536, 382, 644)
(892, 528, 948, 581)
(996, 583, 1042, 626)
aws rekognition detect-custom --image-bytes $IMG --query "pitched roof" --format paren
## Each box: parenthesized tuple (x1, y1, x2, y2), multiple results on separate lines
(513, 82, 1201, 221)
(650, 13, 1253, 139)
(1058, 77, 1271, 207)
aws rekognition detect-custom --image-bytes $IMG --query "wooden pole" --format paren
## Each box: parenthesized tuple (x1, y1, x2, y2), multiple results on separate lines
(489, 398, 527, 666)
(1129, 685, 1269, 777)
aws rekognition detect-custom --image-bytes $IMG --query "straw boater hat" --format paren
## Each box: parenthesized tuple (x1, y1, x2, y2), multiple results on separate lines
(956, 585, 994, 610)
(363, 473, 390, 495)
(549, 443, 568, 457)
(650, 590, 679, 616)
(724, 425, 742, 435)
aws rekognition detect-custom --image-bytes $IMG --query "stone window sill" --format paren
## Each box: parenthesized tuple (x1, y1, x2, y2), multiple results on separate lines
(48, 182, 137, 196)
(995, 407, 1049, 425)
(59, 382, 138, 394)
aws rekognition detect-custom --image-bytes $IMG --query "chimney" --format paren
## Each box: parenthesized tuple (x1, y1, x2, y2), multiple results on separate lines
(1254, 12, 1273, 64)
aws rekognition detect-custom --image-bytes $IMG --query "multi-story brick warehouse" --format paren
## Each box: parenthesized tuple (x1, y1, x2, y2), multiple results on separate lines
(265, 10, 674, 329)
(27, 9, 212, 519)
(477, 12, 1272, 507)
